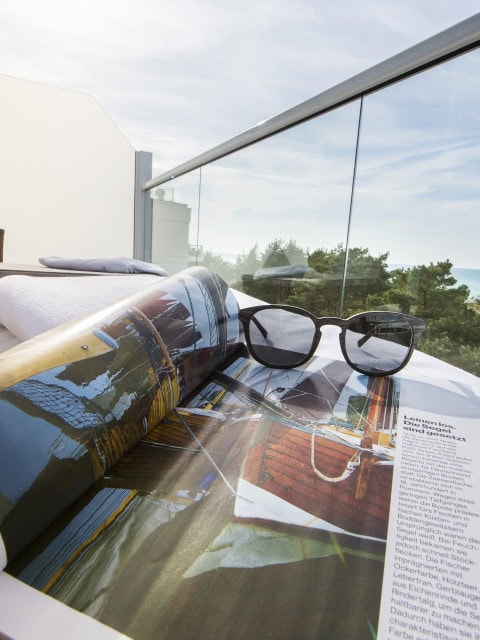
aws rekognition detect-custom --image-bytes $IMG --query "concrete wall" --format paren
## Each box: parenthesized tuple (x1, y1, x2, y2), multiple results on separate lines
(0, 75, 135, 264)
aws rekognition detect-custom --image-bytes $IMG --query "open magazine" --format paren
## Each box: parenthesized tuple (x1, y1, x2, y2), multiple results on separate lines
(1, 267, 479, 640)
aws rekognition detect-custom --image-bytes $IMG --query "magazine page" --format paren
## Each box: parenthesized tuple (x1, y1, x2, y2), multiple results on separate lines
(377, 372, 480, 640)
(6, 348, 458, 640)
(0, 267, 240, 566)
(0, 571, 132, 640)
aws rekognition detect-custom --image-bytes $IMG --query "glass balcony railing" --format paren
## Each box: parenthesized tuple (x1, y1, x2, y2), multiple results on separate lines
(145, 14, 480, 376)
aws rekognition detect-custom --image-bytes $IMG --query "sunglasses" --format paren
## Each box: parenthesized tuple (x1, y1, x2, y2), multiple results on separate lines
(239, 305, 426, 377)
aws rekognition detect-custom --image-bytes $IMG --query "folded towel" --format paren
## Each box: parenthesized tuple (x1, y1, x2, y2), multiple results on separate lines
(39, 256, 169, 276)
(0, 274, 164, 342)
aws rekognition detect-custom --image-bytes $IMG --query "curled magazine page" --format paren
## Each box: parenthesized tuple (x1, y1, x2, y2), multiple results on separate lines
(2, 288, 479, 640)
(7, 352, 397, 640)
(0, 267, 239, 565)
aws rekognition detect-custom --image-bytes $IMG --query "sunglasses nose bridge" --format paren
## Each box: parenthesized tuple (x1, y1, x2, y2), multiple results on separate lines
(315, 321, 343, 351)
(317, 324, 342, 336)
(315, 317, 344, 333)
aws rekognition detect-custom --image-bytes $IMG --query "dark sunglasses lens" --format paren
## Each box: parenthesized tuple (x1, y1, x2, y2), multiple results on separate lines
(247, 308, 316, 367)
(345, 313, 414, 374)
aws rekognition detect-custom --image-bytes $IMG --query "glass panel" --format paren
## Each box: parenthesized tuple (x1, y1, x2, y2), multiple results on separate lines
(150, 170, 200, 275)
(197, 102, 361, 311)
(148, 48, 480, 375)
(348, 49, 480, 375)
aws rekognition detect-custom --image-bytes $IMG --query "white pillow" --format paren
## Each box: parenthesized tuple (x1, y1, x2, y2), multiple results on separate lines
(0, 274, 164, 341)
(0, 325, 21, 352)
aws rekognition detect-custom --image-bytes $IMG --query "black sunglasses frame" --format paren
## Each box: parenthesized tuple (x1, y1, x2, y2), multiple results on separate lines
(239, 304, 426, 376)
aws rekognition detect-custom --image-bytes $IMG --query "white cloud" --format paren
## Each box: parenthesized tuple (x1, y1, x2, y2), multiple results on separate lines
(1, 0, 479, 171)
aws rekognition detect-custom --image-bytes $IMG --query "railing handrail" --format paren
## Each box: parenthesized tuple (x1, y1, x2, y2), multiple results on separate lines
(143, 12, 480, 191)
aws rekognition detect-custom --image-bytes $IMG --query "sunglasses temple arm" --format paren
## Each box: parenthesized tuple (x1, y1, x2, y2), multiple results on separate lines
(357, 327, 377, 348)
(357, 318, 425, 349)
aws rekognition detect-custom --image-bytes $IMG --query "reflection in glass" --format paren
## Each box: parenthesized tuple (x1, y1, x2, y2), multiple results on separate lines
(197, 102, 361, 308)
(149, 48, 480, 375)
(150, 170, 200, 275)
(346, 49, 480, 375)
(351, 51, 480, 269)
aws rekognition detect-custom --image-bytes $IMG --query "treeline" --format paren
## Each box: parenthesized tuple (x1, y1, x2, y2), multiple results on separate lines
(196, 240, 480, 376)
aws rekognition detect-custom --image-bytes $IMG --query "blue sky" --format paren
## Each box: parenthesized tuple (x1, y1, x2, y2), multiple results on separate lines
(1, 1, 478, 173)
(1, 1, 479, 268)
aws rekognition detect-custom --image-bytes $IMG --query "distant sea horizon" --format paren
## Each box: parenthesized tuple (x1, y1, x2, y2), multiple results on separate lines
(451, 268, 480, 298)
(219, 254, 480, 298)
(389, 265, 480, 299)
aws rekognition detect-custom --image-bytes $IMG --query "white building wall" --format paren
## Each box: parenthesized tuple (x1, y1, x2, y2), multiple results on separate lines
(152, 191, 191, 274)
(0, 75, 135, 264)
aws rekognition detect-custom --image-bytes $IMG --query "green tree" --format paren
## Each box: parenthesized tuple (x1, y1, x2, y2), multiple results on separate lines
(262, 239, 291, 268)
(289, 245, 390, 316)
(373, 260, 480, 375)
(283, 239, 309, 267)
(408, 260, 469, 318)
(200, 250, 235, 282)
(305, 245, 390, 315)
(367, 269, 416, 313)
(235, 243, 262, 277)
(308, 248, 332, 274)
(368, 260, 471, 318)
(237, 242, 480, 376)
(259, 238, 309, 268)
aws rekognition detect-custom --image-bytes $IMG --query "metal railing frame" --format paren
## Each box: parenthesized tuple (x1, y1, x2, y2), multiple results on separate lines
(133, 151, 153, 260)
(142, 12, 480, 192)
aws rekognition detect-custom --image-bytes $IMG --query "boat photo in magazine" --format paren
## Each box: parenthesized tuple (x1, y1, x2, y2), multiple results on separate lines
(0, 266, 479, 640)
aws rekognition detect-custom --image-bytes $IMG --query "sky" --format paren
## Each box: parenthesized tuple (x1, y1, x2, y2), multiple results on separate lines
(1, 0, 479, 174)
(1, 1, 479, 269)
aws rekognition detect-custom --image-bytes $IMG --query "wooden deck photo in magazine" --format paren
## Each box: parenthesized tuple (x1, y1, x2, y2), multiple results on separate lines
(6, 344, 395, 639)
